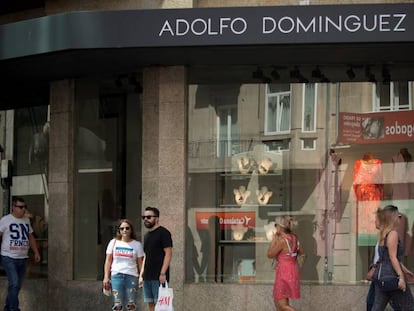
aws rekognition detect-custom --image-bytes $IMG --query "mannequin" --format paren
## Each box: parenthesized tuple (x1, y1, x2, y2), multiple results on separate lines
(258, 158, 273, 174)
(237, 156, 255, 175)
(256, 186, 273, 205)
(233, 186, 251, 205)
(353, 152, 384, 241)
(231, 224, 248, 241)
(353, 152, 384, 201)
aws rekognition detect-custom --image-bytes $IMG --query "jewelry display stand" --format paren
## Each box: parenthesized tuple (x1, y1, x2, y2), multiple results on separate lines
(216, 144, 286, 283)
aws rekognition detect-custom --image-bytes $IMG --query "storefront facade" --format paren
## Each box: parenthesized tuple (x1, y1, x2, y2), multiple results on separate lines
(1, 1, 414, 310)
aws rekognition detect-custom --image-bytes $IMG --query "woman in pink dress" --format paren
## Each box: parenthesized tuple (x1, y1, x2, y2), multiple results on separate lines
(267, 216, 304, 311)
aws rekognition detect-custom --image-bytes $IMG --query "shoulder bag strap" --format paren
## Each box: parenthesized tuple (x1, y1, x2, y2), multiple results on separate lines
(284, 238, 292, 253)
(284, 238, 297, 257)
(112, 239, 117, 256)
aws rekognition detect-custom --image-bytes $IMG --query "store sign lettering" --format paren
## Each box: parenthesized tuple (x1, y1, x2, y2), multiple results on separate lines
(159, 18, 247, 36)
(338, 111, 414, 144)
(195, 212, 255, 230)
(262, 14, 406, 34)
(159, 13, 407, 37)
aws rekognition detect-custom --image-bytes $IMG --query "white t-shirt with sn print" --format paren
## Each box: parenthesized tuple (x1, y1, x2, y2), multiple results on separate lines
(106, 239, 144, 277)
(0, 214, 33, 259)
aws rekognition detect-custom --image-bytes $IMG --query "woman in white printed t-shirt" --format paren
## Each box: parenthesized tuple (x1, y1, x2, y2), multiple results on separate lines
(103, 219, 145, 311)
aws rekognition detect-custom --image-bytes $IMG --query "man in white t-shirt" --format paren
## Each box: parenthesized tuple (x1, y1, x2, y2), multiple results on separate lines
(0, 197, 40, 311)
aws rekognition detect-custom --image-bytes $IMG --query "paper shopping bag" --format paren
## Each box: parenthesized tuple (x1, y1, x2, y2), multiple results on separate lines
(155, 281, 174, 311)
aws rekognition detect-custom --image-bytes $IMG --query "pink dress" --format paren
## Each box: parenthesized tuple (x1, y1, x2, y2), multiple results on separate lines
(273, 234, 300, 300)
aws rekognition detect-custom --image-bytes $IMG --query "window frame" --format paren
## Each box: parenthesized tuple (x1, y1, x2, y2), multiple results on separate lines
(372, 81, 413, 111)
(216, 105, 238, 157)
(264, 84, 291, 135)
(301, 83, 318, 133)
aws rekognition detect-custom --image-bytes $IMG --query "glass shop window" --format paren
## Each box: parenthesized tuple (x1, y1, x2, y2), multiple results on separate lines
(0, 106, 49, 279)
(74, 77, 142, 280)
(187, 76, 414, 286)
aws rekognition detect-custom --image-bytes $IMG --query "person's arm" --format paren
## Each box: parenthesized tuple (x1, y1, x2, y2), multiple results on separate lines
(387, 230, 406, 291)
(139, 256, 145, 287)
(29, 233, 41, 263)
(401, 263, 414, 282)
(159, 247, 172, 283)
(103, 253, 113, 285)
(267, 234, 283, 258)
(297, 239, 305, 256)
(103, 240, 114, 285)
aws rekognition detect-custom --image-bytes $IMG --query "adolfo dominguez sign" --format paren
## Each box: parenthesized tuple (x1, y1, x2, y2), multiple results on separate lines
(156, 5, 410, 44)
(1, 3, 414, 59)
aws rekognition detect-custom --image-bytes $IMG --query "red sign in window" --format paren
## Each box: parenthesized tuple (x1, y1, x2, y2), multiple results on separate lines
(195, 212, 255, 230)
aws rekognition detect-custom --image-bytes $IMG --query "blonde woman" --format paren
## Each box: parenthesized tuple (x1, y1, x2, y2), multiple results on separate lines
(372, 205, 414, 311)
(267, 216, 304, 311)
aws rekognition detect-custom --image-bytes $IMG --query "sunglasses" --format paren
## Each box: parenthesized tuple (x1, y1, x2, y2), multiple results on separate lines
(14, 204, 27, 209)
(142, 215, 157, 220)
(119, 227, 130, 231)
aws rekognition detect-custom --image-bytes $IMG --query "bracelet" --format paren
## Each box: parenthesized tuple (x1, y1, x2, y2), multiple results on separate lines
(160, 273, 166, 276)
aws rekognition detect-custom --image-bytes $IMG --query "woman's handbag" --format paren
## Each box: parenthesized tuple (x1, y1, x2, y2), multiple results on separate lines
(155, 281, 174, 311)
(377, 263, 399, 292)
(375, 232, 400, 292)
(102, 282, 111, 296)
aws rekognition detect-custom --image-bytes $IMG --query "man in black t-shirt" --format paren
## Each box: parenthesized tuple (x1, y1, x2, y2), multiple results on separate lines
(141, 206, 173, 311)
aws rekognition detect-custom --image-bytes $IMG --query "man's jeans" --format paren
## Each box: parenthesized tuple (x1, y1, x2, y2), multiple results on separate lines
(1, 256, 27, 311)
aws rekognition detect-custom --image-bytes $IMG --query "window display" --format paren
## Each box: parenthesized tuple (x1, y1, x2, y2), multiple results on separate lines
(0, 107, 49, 279)
(187, 79, 414, 285)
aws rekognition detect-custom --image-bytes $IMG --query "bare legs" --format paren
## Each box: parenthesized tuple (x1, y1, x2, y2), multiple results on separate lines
(274, 298, 297, 311)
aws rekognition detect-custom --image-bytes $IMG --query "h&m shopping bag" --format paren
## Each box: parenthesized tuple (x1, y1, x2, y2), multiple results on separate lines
(155, 281, 174, 311)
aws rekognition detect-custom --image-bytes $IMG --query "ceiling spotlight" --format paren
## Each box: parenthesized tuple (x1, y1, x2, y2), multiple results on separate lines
(262, 76, 272, 84)
(252, 67, 265, 79)
(365, 66, 376, 83)
(346, 67, 356, 80)
(290, 66, 300, 79)
(311, 66, 323, 78)
(320, 76, 330, 83)
(382, 65, 391, 83)
(252, 67, 272, 84)
(290, 66, 309, 83)
(271, 67, 280, 81)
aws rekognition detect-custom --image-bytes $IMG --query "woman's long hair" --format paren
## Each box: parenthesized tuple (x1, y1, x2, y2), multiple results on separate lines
(379, 205, 399, 243)
(274, 215, 298, 234)
(114, 219, 138, 240)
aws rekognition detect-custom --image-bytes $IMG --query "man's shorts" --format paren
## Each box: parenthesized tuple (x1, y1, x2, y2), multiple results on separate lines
(143, 280, 160, 304)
